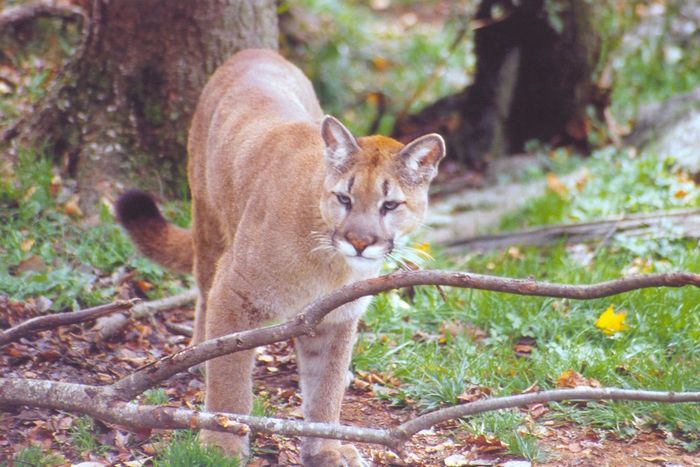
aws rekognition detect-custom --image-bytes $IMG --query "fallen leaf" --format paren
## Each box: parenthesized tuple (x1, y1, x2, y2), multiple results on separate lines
(372, 56, 389, 71)
(135, 279, 153, 293)
(64, 195, 83, 218)
(20, 238, 34, 252)
(49, 173, 62, 197)
(556, 370, 601, 388)
(674, 189, 688, 199)
(595, 305, 628, 335)
(546, 172, 568, 198)
(444, 453, 470, 466)
(575, 168, 590, 192)
(507, 246, 523, 260)
(467, 434, 507, 453)
(15, 255, 47, 274)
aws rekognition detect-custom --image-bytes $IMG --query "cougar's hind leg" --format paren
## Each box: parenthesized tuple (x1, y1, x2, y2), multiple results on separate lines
(190, 198, 225, 345)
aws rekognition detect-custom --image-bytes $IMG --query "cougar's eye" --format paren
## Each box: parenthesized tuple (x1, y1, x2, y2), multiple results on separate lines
(336, 193, 352, 208)
(382, 201, 399, 211)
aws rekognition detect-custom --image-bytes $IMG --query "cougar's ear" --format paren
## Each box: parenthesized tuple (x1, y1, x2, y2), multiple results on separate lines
(399, 133, 446, 183)
(321, 115, 360, 172)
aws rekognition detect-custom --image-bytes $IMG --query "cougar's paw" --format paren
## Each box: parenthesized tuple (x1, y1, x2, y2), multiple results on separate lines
(199, 429, 249, 459)
(303, 444, 369, 467)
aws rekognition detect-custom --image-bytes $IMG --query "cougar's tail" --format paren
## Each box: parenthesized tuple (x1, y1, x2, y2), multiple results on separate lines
(116, 190, 194, 274)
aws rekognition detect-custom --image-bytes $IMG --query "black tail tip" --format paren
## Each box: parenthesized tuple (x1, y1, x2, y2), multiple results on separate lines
(116, 189, 164, 226)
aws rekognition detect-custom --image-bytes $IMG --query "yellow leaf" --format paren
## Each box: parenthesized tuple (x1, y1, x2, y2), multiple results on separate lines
(575, 168, 590, 192)
(674, 189, 688, 199)
(507, 246, 523, 260)
(415, 242, 431, 254)
(21, 238, 34, 252)
(546, 172, 568, 198)
(63, 195, 83, 218)
(371, 56, 388, 71)
(595, 305, 628, 335)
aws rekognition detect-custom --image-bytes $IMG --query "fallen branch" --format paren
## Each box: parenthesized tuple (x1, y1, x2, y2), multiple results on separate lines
(0, 1, 84, 32)
(2, 269, 699, 456)
(0, 299, 136, 348)
(443, 209, 700, 252)
(111, 270, 700, 400)
(93, 288, 197, 340)
(1, 377, 698, 453)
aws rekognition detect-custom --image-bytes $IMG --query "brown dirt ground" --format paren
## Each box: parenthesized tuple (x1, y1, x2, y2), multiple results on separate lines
(1, 300, 698, 466)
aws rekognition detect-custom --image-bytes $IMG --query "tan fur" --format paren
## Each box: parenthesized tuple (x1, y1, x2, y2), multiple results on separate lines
(119, 49, 444, 466)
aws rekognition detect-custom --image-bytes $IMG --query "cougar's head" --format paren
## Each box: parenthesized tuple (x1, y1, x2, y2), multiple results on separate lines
(318, 115, 445, 269)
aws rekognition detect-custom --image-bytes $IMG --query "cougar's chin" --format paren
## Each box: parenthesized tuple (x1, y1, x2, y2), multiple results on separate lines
(344, 255, 383, 272)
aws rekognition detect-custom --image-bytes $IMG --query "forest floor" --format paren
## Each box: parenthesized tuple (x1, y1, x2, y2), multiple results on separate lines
(1, 299, 698, 466)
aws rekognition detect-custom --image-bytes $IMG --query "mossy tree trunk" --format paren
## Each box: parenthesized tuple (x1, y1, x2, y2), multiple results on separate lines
(14, 0, 277, 209)
(394, 0, 600, 168)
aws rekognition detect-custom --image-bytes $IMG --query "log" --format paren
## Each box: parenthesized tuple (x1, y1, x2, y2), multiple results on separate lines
(443, 209, 700, 252)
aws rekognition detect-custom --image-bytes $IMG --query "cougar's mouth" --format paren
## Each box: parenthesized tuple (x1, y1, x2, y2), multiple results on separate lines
(332, 232, 393, 262)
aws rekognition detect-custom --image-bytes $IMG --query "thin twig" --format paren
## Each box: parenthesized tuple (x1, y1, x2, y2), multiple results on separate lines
(93, 289, 197, 340)
(0, 299, 136, 348)
(393, 388, 700, 442)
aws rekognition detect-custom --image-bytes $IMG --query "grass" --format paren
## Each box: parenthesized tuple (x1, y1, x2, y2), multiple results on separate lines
(143, 388, 170, 405)
(69, 416, 106, 455)
(0, 148, 192, 311)
(153, 431, 241, 467)
(285, 0, 472, 134)
(351, 145, 700, 456)
(8, 445, 66, 467)
(3, 0, 699, 462)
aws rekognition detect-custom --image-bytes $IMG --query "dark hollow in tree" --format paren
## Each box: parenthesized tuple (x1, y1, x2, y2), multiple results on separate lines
(394, 0, 600, 168)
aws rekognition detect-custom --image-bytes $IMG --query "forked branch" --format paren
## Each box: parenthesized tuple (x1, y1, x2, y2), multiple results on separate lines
(0, 299, 136, 348)
(1, 269, 699, 454)
(112, 270, 700, 399)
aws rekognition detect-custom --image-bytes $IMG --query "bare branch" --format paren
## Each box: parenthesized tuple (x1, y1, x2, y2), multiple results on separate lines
(0, 299, 136, 348)
(393, 388, 700, 442)
(443, 209, 700, 252)
(93, 289, 197, 340)
(2, 377, 698, 453)
(111, 270, 700, 399)
(0, 1, 85, 32)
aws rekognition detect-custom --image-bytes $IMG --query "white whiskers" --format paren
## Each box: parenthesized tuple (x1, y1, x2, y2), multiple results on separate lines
(308, 230, 338, 258)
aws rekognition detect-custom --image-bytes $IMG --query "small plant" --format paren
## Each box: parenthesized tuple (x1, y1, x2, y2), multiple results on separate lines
(143, 388, 170, 405)
(251, 392, 274, 418)
(153, 430, 240, 467)
(69, 416, 105, 454)
(463, 410, 546, 461)
(11, 445, 66, 467)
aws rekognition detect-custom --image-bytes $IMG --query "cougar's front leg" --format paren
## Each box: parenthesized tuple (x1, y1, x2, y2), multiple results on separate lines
(296, 315, 368, 467)
(198, 263, 259, 459)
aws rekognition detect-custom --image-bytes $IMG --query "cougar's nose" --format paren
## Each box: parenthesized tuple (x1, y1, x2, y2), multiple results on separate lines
(345, 232, 376, 254)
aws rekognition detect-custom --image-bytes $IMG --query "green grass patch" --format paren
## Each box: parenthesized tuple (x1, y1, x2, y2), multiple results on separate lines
(153, 431, 241, 467)
(8, 445, 66, 467)
(0, 148, 192, 311)
(69, 416, 106, 455)
(354, 146, 700, 456)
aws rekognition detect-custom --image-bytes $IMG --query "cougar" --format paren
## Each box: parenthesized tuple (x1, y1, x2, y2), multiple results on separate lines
(117, 49, 444, 466)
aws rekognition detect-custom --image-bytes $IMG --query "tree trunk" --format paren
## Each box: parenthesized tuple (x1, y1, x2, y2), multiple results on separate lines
(11, 0, 278, 209)
(394, 0, 599, 168)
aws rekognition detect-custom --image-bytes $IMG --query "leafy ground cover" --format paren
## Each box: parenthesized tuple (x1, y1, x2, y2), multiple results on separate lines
(2, 136, 699, 465)
(2, 0, 700, 465)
